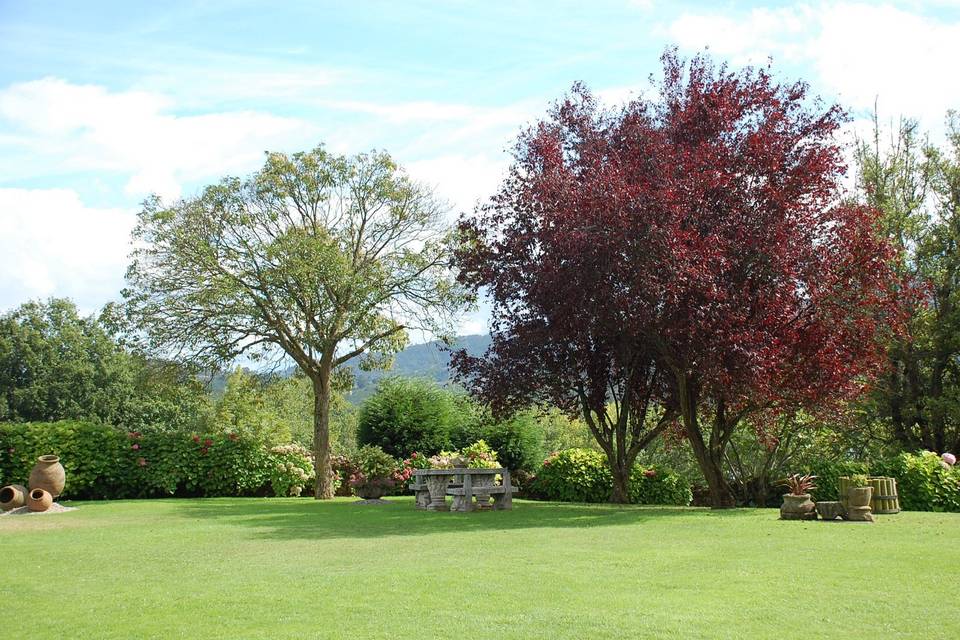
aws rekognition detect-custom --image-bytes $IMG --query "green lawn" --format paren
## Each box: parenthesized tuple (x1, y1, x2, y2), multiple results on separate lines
(2, 498, 959, 639)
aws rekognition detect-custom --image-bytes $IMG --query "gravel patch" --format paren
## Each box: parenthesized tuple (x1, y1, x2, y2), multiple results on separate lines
(1, 503, 77, 516)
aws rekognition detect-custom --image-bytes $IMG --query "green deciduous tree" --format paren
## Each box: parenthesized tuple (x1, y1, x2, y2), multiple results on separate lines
(0, 298, 134, 423)
(124, 146, 468, 498)
(858, 111, 960, 453)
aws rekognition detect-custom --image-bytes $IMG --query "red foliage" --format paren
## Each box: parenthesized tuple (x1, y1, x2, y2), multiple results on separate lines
(454, 49, 904, 506)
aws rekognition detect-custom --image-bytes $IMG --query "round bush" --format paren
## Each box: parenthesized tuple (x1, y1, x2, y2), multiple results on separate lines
(479, 410, 545, 473)
(529, 448, 612, 503)
(356, 377, 476, 458)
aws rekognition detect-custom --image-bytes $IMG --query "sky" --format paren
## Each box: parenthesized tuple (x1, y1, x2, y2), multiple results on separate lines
(2, 0, 960, 340)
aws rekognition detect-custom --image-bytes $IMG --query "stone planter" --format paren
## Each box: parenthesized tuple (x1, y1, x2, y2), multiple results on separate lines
(29, 455, 65, 498)
(848, 486, 873, 509)
(780, 493, 817, 520)
(1, 484, 28, 511)
(473, 474, 494, 509)
(816, 501, 845, 521)
(846, 486, 875, 522)
(425, 475, 450, 511)
(27, 488, 53, 512)
(353, 482, 389, 500)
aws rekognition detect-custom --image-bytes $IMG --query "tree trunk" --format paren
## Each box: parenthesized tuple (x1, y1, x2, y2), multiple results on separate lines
(312, 372, 334, 500)
(610, 461, 631, 504)
(676, 374, 736, 509)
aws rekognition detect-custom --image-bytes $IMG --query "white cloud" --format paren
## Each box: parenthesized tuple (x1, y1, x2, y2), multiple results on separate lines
(0, 78, 317, 198)
(668, 2, 960, 128)
(0, 188, 134, 313)
(405, 153, 508, 218)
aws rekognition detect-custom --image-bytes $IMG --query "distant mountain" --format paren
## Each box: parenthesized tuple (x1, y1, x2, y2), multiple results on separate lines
(344, 334, 491, 403)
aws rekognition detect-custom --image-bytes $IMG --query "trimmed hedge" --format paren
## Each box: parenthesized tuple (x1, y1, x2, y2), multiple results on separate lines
(0, 421, 315, 499)
(528, 448, 692, 505)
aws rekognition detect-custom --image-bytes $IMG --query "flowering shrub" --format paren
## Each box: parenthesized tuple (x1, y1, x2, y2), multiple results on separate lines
(331, 453, 358, 496)
(350, 445, 406, 494)
(0, 421, 308, 499)
(268, 443, 315, 497)
(427, 452, 458, 469)
(460, 440, 499, 469)
(403, 451, 432, 470)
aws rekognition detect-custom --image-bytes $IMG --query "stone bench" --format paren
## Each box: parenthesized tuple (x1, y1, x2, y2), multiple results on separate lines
(447, 483, 517, 511)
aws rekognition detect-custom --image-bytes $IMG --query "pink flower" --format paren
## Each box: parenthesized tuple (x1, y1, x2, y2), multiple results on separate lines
(131, 443, 140, 451)
(137, 457, 148, 467)
(943, 452, 956, 466)
(191, 435, 200, 443)
(643, 469, 656, 478)
(204, 438, 214, 447)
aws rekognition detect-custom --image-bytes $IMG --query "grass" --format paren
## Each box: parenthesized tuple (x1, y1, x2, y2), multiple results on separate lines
(2, 498, 959, 639)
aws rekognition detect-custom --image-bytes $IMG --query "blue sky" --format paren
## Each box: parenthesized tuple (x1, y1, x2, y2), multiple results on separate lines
(2, 0, 959, 338)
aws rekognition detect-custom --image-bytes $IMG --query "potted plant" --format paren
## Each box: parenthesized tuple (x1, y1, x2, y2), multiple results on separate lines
(350, 445, 402, 500)
(847, 473, 873, 509)
(460, 440, 501, 507)
(779, 473, 817, 520)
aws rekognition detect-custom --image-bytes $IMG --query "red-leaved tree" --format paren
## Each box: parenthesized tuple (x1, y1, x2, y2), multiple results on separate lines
(454, 50, 904, 507)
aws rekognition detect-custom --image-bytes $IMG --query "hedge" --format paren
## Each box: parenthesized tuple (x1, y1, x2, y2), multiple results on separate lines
(527, 448, 692, 505)
(0, 421, 315, 499)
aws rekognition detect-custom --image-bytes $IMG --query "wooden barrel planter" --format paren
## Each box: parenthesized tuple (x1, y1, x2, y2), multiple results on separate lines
(839, 476, 900, 514)
(868, 476, 900, 514)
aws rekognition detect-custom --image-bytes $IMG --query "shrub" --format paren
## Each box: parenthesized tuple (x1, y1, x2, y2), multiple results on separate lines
(268, 443, 315, 497)
(349, 445, 409, 495)
(527, 448, 692, 505)
(478, 411, 545, 473)
(802, 459, 869, 502)
(628, 466, 693, 506)
(0, 421, 314, 499)
(356, 378, 477, 458)
(873, 451, 960, 512)
(460, 439, 499, 469)
(528, 449, 612, 503)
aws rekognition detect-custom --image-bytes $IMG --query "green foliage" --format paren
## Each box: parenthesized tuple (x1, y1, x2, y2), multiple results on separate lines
(628, 465, 693, 506)
(477, 410, 545, 472)
(268, 444, 316, 497)
(0, 421, 312, 499)
(529, 448, 691, 505)
(801, 459, 870, 502)
(357, 377, 476, 457)
(0, 299, 135, 424)
(529, 449, 613, 503)
(874, 451, 960, 512)
(459, 439, 499, 468)
(537, 407, 597, 453)
(213, 368, 291, 445)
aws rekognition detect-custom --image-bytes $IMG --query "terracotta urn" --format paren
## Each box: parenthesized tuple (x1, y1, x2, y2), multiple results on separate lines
(1, 484, 28, 511)
(848, 486, 873, 509)
(29, 455, 65, 497)
(27, 488, 53, 512)
(780, 493, 817, 520)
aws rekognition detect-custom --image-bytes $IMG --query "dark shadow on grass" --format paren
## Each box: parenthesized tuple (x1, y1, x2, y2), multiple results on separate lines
(172, 496, 760, 542)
